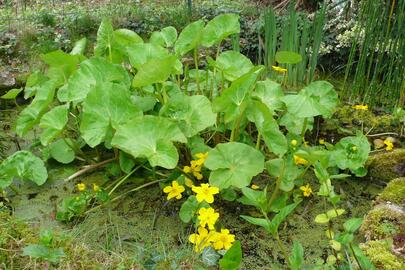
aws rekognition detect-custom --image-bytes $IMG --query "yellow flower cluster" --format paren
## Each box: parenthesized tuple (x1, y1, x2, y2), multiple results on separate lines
(384, 139, 394, 151)
(192, 183, 219, 203)
(272, 65, 287, 73)
(352, 104, 368, 110)
(76, 183, 100, 192)
(183, 152, 208, 186)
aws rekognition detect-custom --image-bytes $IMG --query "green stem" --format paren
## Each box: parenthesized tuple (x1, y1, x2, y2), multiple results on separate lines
(194, 48, 200, 94)
(267, 161, 285, 209)
(349, 244, 364, 270)
(230, 112, 244, 142)
(275, 232, 289, 263)
(108, 164, 143, 196)
(256, 132, 261, 150)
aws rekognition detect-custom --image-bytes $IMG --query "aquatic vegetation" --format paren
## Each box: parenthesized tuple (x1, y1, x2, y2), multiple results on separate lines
(2, 11, 401, 269)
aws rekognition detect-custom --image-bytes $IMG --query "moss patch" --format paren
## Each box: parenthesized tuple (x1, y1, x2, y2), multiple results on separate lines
(361, 240, 405, 270)
(377, 177, 405, 205)
(366, 149, 405, 182)
(360, 204, 405, 241)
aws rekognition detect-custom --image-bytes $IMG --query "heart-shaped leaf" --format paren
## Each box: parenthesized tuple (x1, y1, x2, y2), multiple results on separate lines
(58, 57, 130, 103)
(205, 142, 265, 189)
(111, 115, 187, 169)
(132, 56, 177, 88)
(150, 26, 177, 47)
(175, 20, 204, 56)
(282, 81, 338, 118)
(49, 139, 75, 164)
(0, 151, 47, 188)
(215, 51, 253, 81)
(160, 94, 216, 137)
(39, 105, 69, 146)
(80, 82, 142, 148)
(252, 79, 284, 113)
(201, 14, 240, 47)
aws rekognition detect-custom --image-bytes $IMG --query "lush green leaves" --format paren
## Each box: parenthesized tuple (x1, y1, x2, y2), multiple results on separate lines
(150, 26, 177, 47)
(252, 79, 284, 113)
(0, 151, 47, 188)
(1, 88, 22, 99)
(132, 56, 177, 87)
(179, 195, 199, 223)
(80, 82, 142, 147)
(127, 43, 169, 70)
(219, 241, 242, 270)
(275, 51, 302, 64)
(205, 142, 265, 189)
(202, 14, 240, 47)
(49, 139, 75, 164)
(175, 20, 204, 56)
(111, 116, 187, 169)
(160, 94, 216, 137)
(39, 105, 69, 146)
(215, 51, 253, 81)
(282, 81, 338, 118)
(94, 18, 114, 57)
(58, 57, 130, 103)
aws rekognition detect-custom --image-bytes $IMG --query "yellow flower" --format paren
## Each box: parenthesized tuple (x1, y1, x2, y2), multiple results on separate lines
(189, 227, 214, 252)
(183, 164, 203, 180)
(291, 139, 298, 147)
(198, 207, 219, 230)
(195, 152, 208, 162)
(213, 229, 235, 250)
(272, 65, 287, 73)
(251, 184, 260, 190)
(300, 184, 312, 197)
(192, 183, 219, 203)
(384, 139, 394, 151)
(353, 104, 368, 110)
(351, 146, 357, 151)
(294, 155, 308, 166)
(92, 183, 100, 192)
(319, 139, 325, 145)
(76, 183, 86, 191)
(163, 181, 185, 200)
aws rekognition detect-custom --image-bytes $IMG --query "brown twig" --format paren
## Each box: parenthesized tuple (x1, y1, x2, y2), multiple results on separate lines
(64, 158, 116, 182)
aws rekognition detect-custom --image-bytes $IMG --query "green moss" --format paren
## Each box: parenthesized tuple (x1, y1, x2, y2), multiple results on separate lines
(360, 204, 405, 240)
(361, 240, 405, 270)
(366, 149, 405, 182)
(377, 177, 405, 205)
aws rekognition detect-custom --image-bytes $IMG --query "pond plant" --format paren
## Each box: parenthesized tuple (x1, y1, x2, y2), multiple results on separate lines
(0, 14, 379, 269)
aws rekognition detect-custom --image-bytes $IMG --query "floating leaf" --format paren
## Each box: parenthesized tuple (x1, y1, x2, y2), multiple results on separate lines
(160, 94, 216, 137)
(39, 105, 69, 146)
(0, 151, 47, 188)
(80, 82, 142, 147)
(201, 14, 240, 47)
(205, 142, 264, 189)
(111, 116, 187, 169)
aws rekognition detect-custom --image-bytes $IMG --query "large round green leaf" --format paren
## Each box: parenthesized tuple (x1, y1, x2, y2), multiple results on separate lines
(175, 20, 204, 56)
(127, 43, 168, 70)
(57, 57, 130, 103)
(205, 142, 265, 189)
(111, 116, 187, 169)
(201, 14, 240, 47)
(0, 151, 47, 188)
(252, 79, 284, 113)
(160, 94, 216, 137)
(80, 82, 142, 148)
(215, 51, 253, 81)
(39, 105, 69, 146)
(150, 26, 177, 48)
(132, 56, 178, 88)
(275, 51, 302, 64)
(49, 139, 75, 164)
(281, 81, 338, 118)
(114, 29, 143, 47)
